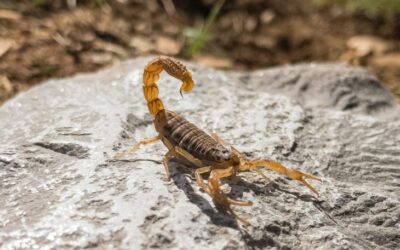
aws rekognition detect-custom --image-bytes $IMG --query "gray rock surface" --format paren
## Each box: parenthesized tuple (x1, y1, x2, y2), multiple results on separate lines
(0, 58, 399, 250)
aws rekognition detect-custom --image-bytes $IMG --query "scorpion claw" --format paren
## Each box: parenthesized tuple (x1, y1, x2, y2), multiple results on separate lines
(213, 192, 252, 207)
(300, 171, 322, 182)
(247, 160, 321, 196)
(299, 179, 319, 196)
(287, 169, 321, 195)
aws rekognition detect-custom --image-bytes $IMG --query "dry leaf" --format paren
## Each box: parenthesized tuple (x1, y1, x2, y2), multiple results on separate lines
(370, 53, 400, 101)
(260, 10, 275, 24)
(0, 9, 21, 20)
(94, 41, 127, 56)
(347, 36, 393, 57)
(0, 38, 14, 58)
(0, 75, 13, 103)
(194, 55, 233, 69)
(83, 52, 115, 65)
(129, 36, 153, 53)
(371, 53, 400, 69)
(244, 16, 258, 32)
(156, 36, 181, 55)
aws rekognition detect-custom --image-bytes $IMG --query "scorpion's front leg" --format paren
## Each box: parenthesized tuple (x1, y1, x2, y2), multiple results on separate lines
(194, 166, 248, 204)
(174, 147, 203, 168)
(195, 167, 250, 225)
(208, 167, 253, 207)
(246, 160, 321, 195)
(207, 167, 253, 225)
(194, 166, 212, 191)
(115, 135, 160, 159)
(195, 165, 252, 206)
(161, 137, 203, 180)
(162, 149, 176, 180)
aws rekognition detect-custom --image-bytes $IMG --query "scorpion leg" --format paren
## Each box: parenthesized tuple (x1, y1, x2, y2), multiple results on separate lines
(247, 159, 321, 195)
(162, 144, 203, 180)
(208, 167, 253, 207)
(115, 135, 160, 159)
(208, 167, 252, 225)
(195, 166, 252, 225)
(174, 146, 203, 168)
(253, 168, 272, 182)
(162, 149, 176, 180)
(194, 166, 212, 192)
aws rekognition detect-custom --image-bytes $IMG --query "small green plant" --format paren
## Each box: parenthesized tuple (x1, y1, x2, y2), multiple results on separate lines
(312, 0, 400, 16)
(184, 0, 225, 57)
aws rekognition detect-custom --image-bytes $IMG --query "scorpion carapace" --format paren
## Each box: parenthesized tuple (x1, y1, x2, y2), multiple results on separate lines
(118, 56, 321, 225)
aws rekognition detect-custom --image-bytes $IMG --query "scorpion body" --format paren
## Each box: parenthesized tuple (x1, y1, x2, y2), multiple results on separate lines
(118, 56, 321, 224)
(157, 110, 231, 165)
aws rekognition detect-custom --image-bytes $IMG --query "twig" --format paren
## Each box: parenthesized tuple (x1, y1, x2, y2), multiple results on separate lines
(160, 0, 176, 17)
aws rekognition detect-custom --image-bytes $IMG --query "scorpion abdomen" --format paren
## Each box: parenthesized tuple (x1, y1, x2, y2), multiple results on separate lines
(157, 110, 231, 164)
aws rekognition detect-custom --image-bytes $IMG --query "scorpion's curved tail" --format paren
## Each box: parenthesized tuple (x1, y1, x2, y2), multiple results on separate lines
(143, 56, 195, 116)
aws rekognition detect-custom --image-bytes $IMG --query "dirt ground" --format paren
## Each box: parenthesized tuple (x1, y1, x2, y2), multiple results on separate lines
(0, 0, 399, 104)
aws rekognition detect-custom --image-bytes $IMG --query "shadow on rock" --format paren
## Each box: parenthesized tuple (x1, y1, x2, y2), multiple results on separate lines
(273, 181, 338, 225)
(234, 176, 338, 225)
(228, 177, 338, 249)
(169, 163, 240, 229)
(239, 229, 278, 250)
(227, 175, 277, 201)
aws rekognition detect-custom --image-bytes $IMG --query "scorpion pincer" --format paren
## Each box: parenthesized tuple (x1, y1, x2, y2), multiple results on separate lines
(117, 56, 321, 225)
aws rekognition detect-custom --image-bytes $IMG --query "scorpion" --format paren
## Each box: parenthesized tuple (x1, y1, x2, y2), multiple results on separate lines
(118, 56, 321, 224)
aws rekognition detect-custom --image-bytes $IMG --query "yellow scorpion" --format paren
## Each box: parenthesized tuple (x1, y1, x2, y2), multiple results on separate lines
(119, 56, 321, 224)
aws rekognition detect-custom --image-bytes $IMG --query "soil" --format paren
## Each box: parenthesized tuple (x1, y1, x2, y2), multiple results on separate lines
(0, 0, 399, 104)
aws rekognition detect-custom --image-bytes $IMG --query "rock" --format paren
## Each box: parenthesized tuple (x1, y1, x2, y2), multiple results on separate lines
(0, 58, 399, 249)
(238, 63, 397, 117)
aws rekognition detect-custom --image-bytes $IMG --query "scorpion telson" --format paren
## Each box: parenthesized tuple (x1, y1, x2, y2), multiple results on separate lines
(116, 56, 321, 225)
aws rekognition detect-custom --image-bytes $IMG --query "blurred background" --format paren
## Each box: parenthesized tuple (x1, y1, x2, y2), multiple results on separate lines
(0, 0, 399, 104)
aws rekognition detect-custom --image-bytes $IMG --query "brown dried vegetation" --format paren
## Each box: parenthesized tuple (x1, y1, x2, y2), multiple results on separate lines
(0, 0, 399, 104)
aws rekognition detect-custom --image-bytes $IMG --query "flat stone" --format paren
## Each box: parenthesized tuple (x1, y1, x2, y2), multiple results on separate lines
(0, 58, 399, 249)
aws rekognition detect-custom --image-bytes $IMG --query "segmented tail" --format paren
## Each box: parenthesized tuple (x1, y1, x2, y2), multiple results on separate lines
(143, 56, 195, 116)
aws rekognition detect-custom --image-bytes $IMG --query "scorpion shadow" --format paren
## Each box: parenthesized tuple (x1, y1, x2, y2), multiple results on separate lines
(229, 176, 337, 224)
(230, 176, 337, 224)
(229, 176, 338, 249)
